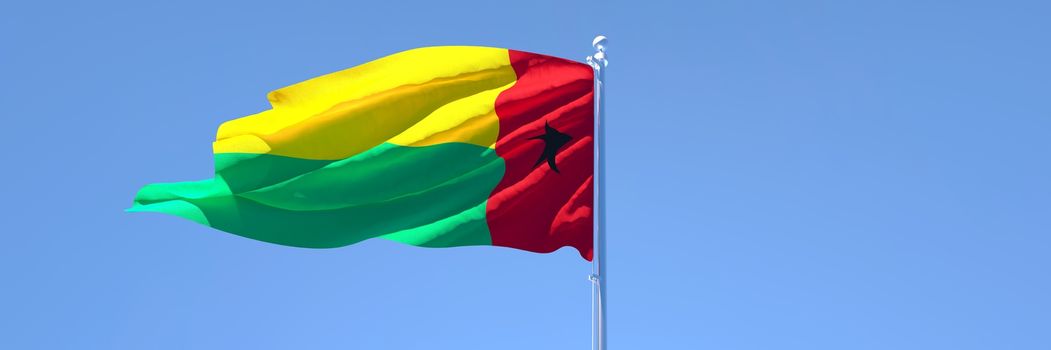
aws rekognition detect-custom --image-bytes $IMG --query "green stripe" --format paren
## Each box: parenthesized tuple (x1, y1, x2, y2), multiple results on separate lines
(130, 142, 503, 248)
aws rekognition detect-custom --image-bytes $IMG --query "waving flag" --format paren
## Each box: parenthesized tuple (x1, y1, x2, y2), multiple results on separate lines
(131, 46, 595, 260)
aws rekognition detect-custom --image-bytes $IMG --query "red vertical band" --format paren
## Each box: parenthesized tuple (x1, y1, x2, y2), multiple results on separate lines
(486, 50, 595, 261)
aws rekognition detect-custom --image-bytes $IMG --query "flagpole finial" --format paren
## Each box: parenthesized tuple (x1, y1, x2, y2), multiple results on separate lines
(587, 35, 608, 70)
(593, 35, 608, 51)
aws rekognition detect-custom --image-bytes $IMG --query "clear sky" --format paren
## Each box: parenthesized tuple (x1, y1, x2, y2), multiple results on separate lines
(2, 1, 1049, 349)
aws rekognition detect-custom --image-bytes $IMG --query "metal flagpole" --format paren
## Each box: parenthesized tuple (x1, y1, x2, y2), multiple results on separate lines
(587, 35, 608, 350)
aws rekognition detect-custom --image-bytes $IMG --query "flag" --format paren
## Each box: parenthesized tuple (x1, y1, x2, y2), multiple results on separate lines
(130, 46, 595, 260)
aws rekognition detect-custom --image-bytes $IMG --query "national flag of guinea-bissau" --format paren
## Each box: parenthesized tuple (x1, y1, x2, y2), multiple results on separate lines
(130, 46, 595, 260)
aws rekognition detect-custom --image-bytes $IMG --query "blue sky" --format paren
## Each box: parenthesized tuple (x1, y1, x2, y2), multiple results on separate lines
(2, 1, 1049, 349)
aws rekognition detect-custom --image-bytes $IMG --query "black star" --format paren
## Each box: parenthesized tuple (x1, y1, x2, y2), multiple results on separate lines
(529, 121, 572, 173)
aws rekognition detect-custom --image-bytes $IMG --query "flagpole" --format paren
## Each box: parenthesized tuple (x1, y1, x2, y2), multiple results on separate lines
(587, 35, 608, 350)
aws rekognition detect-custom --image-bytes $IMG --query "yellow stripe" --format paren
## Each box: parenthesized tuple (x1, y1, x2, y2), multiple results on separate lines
(213, 46, 516, 160)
